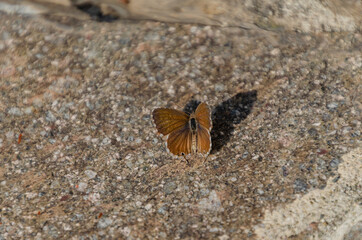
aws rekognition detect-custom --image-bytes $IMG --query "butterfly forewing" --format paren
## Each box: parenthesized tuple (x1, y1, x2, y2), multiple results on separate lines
(167, 126, 192, 155)
(153, 108, 189, 135)
(195, 103, 212, 131)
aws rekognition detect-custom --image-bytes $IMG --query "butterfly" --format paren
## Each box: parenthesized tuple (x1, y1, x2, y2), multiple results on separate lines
(152, 102, 212, 160)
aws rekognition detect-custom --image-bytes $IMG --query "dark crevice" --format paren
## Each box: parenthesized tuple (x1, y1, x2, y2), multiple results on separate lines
(76, 3, 119, 22)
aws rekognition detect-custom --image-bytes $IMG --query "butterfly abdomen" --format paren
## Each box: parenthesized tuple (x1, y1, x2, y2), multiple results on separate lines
(191, 128, 197, 154)
(188, 117, 197, 154)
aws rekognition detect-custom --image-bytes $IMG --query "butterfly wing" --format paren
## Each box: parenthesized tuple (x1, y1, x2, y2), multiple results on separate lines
(195, 103, 212, 154)
(167, 125, 192, 156)
(195, 102, 212, 131)
(197, 125, 211, 154)
(152, 108, 189, 136)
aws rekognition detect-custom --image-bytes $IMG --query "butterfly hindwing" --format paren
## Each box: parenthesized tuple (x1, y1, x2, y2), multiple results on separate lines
(167, 125, 192, 156)
(152, 108, 189, 136)
(197, 124, 211, 154)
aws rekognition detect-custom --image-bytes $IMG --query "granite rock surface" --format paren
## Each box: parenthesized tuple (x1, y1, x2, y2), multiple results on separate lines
(0, 3, 361, 239)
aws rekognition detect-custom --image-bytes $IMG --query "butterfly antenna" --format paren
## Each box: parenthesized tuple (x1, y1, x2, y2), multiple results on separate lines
(174, 103, 183, 109)
(182, 154, 190, 166)
(175, 103, 192, 115)
(203, 154, 210, 163)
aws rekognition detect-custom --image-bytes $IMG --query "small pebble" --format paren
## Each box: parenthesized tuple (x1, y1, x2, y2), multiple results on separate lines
(214, 83, 225, 92)
(270, 48, 281, 56)
(164, 181, 177, 195)
(294, 178, 308, 192)
(326, 102, 338, 111)
(84, 170, 97, 179)
(329, 158, 340, 168)
(77, 182, 88, 192)
(45, 111, 56, 122)
(144, 203, 152, 211)
(8, 107, 22, 116)
(97, 218, 113, 229)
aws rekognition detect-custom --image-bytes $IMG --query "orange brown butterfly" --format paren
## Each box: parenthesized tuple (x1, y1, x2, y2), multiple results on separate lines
(152, 102, 212, 162)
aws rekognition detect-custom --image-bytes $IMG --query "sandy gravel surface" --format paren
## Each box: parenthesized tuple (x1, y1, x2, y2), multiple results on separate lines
(0, 10, 361, 239)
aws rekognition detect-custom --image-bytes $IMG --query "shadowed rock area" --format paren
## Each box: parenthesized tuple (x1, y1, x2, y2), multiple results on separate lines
(0, 1, 361, 239)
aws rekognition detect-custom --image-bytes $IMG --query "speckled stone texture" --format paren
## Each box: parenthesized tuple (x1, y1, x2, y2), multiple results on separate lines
(0, 11, 361, 239)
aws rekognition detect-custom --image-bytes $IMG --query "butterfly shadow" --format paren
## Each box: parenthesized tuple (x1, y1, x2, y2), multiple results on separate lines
(184, 90, 257, 154)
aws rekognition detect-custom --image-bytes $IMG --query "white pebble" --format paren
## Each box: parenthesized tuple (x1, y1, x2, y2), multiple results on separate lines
(77, 182, 88, 192)
(145, 203, 152, 211)
(97, 218, 113, 229)
(84, 170, 97, 179)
